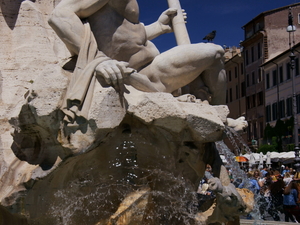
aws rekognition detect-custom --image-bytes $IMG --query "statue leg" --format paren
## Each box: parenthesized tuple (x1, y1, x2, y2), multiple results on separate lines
(139, 43, 226, 99)
(185, 44, 226, 105)
(200, 58, 226, 105)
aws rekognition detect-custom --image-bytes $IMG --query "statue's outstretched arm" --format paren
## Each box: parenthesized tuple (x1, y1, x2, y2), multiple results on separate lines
(144, 8, 177, 40)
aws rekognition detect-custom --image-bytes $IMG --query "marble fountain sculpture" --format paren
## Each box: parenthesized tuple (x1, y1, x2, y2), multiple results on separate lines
(0, 0, 252, 224)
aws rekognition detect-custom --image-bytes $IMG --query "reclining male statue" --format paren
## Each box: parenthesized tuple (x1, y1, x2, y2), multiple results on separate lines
(48, 0, 227, 123)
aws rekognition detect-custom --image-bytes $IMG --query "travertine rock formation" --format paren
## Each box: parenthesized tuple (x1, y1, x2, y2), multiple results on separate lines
(0, 1, 249, 224)
(0, 0, 67, 204)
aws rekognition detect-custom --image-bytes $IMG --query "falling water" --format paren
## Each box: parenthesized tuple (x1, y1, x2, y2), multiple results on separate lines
(216, 126, 251, 186)
(215, 140, 247, 186)
(224, 126, 252, 155)
(221, 126, 268, 223)
(42, 139, 201, 225)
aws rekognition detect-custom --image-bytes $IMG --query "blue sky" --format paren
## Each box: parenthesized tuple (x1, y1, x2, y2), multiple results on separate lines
(139, 0, 299, 52)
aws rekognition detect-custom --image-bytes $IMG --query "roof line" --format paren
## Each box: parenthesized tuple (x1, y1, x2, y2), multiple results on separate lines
(260, 41, 300, 67)
(242, 3, 300, 28)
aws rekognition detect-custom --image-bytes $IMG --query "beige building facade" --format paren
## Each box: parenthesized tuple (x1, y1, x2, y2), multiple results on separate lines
(224, 47, 248, 152)
(240, 3, 300, 148)
(261, 42, 300, 146)
(225, 47, 246, 119)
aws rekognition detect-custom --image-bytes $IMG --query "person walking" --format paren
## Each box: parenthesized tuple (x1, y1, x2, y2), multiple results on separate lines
(283, 181, 300, 222)
(268, 177, 284, 221)
(283, 172, 293, 186)
(281, 166, 289, 176)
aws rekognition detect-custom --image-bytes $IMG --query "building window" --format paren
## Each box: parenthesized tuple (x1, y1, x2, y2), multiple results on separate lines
(257, 43, 261, 59)
(266, 105, 271, 122)
(235, 66, 238, 78)
(259, 122, 264, 138)
(287, 62, 291, 80)
(258, 68, 262, 83)
(241, 63, 244, 75)
(272, 70, 277, 86)
(245, 50, 249, 65)
(246, 96, 251, 109)
(272, 102, 278, 121)
(252, 95, 256, 107)
(246, 74, 250, 87)
(297, 94, 300, 113)
(246, 26, 254, 38)
(236, 85, 238, 99)
(279, 100, 285, 118)
(279, 66, 283, 83)
(255, 23, 260, 32)
(287, 97, 292, 116)
(228, 70, 232, 82)
(229, 88, 232, 102)
(253, 122, 257, 138)
(252, 72, 255, 85)
(266, 73, 270, 89)
(296, 58, 299, 76)
(241, 82, 246, 97)
(257, 91, 263, 106)
(247, 123, 252, 140)
(251, 46, 254, 63)
(226, 90, 228, 103)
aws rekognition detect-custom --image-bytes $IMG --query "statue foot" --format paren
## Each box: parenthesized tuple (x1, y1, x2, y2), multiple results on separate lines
(226, 116, 248, 132)
(175, 94, 196, 102)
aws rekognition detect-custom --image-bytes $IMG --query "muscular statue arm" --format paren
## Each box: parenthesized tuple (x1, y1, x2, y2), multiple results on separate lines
(144, 8, 177, 40)
(48, 0, 110, 55)
(48, 0, 159, 93)
(48, 0, 129, 91)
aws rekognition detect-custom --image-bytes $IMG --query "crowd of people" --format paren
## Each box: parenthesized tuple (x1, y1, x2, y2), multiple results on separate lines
(240, 166, 300, 222)
(197, 165, 300, 222)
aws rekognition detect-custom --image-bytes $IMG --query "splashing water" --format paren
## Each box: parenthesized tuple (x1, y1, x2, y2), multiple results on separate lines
(221, 127, 268, 223)
(26, 125, 257, 225)
(216, 140, 247, 186)
(43, 139, 202, 225)
(47, 171, 200, 225)
(224, 126, 252, 155)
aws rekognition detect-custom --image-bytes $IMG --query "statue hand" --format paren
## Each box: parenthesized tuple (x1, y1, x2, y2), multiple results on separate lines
(158, 8, 187, 33)
(95, 60, 135, 92)
(182, 9, 187, 22)
(158, 8, 177, 33)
